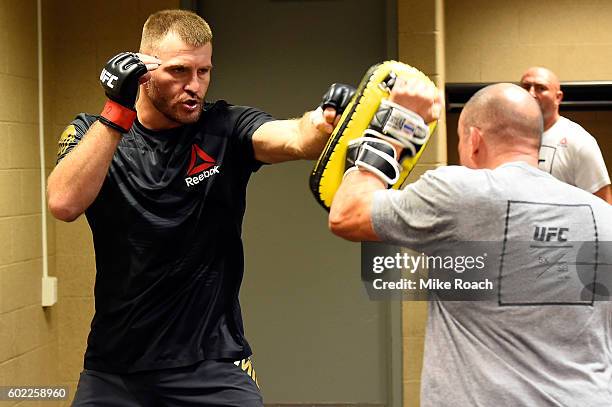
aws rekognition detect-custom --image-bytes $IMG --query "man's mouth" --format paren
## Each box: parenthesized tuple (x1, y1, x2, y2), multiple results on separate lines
(182, 99, 200, 110)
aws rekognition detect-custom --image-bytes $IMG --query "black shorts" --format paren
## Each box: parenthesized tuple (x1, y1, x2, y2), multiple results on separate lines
(71, 359, 262, 407)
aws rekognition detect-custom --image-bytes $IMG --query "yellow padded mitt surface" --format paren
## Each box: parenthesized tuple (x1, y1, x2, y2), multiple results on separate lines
(309, 61, 438, 211)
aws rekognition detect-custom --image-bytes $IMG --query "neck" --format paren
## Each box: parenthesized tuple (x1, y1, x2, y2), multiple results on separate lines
(486, 152, 539, 169)
(543, 112, 560, 131)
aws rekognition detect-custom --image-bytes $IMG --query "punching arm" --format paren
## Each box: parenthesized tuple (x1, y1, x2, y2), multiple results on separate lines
(252, 83, 355, 164)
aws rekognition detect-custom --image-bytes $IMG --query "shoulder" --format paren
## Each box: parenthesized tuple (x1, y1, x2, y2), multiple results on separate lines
(204, 100, 271, 119)
(201, 100, 274, 131)
(558, 116, 588, 132)
(558, 116, 597, 143)
(395, 165, 488, 210)
(59, 113, 98, 141)
(545, 117, 602, 159)
(70, 113, 99, 134)
(417, 165, 485, 190)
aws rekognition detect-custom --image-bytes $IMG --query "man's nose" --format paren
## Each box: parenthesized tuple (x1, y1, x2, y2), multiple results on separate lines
(184, 73, 200, 94)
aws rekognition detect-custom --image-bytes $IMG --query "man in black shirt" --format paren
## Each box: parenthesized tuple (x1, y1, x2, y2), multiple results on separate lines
(47, 9, 353, 407)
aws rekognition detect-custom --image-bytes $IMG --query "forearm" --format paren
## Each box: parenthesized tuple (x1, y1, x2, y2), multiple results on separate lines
(594, 184, 612, 204)
(328, 170, 384, 241)
(47, 121, 121, 221)
(252, 112, 330, 163)
(252, 84, 354, 163)
(295, 111, 331, 160)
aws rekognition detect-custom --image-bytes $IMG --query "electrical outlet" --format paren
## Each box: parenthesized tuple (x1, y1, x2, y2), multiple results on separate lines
(42, 276, 58, 307)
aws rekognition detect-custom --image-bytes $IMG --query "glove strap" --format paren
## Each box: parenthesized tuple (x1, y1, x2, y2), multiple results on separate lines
(99, 99, 137, 133)
(370, 99, 429, 157)
(348, 137, 400, 187)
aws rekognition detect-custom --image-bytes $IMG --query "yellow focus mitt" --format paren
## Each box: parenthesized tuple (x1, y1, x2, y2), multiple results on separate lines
(309, 61, 438, 211)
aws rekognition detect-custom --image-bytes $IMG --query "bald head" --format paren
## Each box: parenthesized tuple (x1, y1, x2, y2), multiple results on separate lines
(521, 67, 560, 92)
(458, 83, 543, 168)
(519, 66, 563, 130)
(462, 83, 543, 142)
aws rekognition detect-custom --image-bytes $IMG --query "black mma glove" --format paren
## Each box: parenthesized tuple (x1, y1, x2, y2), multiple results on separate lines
(320, 83, 356, 115)
(98, 52, 148, 133)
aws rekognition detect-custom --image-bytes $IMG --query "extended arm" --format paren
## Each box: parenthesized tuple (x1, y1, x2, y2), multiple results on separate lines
(252, 109, 335, 163)
(251, 83, 355, 164)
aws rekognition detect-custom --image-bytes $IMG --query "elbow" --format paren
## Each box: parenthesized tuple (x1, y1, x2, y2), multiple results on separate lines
(47, 192, 82, 222)
(328, 205, 363, 242)
(328, 212, 348, 239)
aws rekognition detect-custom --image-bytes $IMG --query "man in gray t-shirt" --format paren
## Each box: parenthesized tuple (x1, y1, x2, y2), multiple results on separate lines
(329, 83, 612, 406)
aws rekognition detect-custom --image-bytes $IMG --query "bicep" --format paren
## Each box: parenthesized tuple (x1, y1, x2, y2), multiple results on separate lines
(593, 184, 612, 204)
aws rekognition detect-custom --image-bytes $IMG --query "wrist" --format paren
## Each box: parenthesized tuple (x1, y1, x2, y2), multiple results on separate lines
(99, 99, 137, 133)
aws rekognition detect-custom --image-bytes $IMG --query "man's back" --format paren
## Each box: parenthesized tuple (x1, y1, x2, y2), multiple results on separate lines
(372, 162, 612, 406)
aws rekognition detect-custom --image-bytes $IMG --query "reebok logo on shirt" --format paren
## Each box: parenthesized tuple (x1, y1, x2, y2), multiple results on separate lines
(184, 145, 221, 187)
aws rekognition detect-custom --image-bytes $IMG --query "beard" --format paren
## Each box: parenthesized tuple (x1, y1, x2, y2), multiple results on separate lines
(144, 77, 204, 125)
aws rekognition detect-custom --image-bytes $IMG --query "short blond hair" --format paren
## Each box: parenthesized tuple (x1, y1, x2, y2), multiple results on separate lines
(140, 9, 212, 53)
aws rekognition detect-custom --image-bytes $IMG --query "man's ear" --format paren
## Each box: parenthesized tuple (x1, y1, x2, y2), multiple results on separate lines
(469, 126, 482, 159)
(556, 89, 564, 105)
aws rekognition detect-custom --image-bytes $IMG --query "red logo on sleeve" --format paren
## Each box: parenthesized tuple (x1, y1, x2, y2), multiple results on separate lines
(187, 145, 216, 176)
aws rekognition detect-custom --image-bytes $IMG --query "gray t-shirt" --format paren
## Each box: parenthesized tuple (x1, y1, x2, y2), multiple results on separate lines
(372, 162, 612, 407)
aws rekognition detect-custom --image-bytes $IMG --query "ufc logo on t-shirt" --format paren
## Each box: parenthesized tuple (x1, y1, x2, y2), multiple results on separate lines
(100, 69, 118, 88)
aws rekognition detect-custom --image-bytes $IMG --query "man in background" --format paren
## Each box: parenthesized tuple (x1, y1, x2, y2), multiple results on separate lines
(520, 66, 611, 203)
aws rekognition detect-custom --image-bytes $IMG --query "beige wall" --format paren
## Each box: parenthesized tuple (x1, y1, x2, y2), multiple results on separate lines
(398, 1, 446, 406)
(0, 0, 60, 401)
(42, 0, 178, 403)
(446, 0, 612, 82)
(445, 0, 612, 169)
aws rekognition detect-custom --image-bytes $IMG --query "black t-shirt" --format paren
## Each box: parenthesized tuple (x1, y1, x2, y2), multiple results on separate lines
(57, 101, 274, 373)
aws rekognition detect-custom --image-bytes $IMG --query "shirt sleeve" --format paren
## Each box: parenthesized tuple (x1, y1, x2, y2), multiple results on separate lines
(572, 132, 611, 193)
(229, 106, 275, 173)
(371, 167, 460, 252)
(56, 114, 96, 163)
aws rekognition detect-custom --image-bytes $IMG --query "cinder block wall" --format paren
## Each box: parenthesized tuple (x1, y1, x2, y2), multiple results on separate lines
(397, 1, 446, 406)
(445, 0, 612, 168)
(0, 0, 60, 398)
